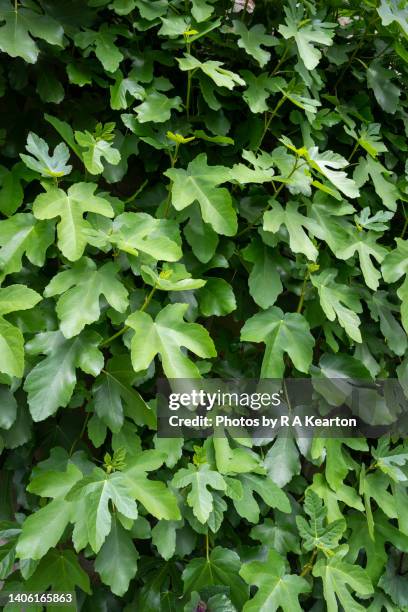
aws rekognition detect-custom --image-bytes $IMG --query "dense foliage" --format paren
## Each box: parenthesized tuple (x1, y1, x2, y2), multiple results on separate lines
(0, 0, 408, 609)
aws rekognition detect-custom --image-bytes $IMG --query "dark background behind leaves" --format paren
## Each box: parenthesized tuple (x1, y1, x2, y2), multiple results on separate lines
(0, 0, 408, 610)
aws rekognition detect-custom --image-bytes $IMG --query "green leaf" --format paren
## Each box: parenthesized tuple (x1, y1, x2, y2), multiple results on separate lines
(122, 452, 181, 520)
(368, 291, 407, 356)
(112, 0, 167, 20)
(191, 0, 215, 22)
(0, 213, 54, 279)
(36, 70, 64, 104)
(240, 306, 314, 377)
(313, 550, 373, 612)
(296, 489, 345, 551)
(337, 230, 387, 291)
(378, 550, 408, 608)
(264, 200, 319, 261)
(126, 303, 216, 378)
(367, 60, 401, 114)
(305, 147, 360, 199)
(24, 331, 104, 421)
(32, 182, 114, 261)
(151, 520, 180, 560)
(177, 54, 245, 90)
(311, 269, 362, 343)
(242, 239, 283, 309)
(232, 21, 277, 67)
(233, 473, 290, 522)
(240, 549, 310, 612)
(44, 257, 128, 338)
(17, 463, 82, 560)
(141, 263, 205, 291)
(183, 546, 248, 609)
(95, 516, 139, 596)
(382, 238, 408, 293)
(135, 91, 182, 123)
(20, 133, 71, 178)
(250, 515, 301, 555)
(278, 1, 335, 70)
(66, 467, 138, 553)
(110, 69, 145, 110)
(44, 114, 83, 159)
(75, 25, 124, 73)
(184, 204, 219, 263)
(0, 284, 41, 378)
(0, 163, 24, 217)
(25, 549, 91, 596)
(0, 386, 17, 430)
(110, 212, 182, 261)
(0, 0, 63, 63)
(348, 510, 408, 583)
(378, 0, 408, 36)
(197, 278, 236, 316)
(264, 438, 300, 487)
(354, 155, 399, 212)
(241, 72, 283, 113)
(173, 463, 226, 523)
(75, 127, 121, 175)
(165, 153, 237, 236)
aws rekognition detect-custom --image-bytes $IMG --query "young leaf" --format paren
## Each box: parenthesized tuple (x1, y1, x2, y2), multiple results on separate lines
(296, 489, 346, 551)
(75, 123, 121, 175)
(20, 133, 72, 178)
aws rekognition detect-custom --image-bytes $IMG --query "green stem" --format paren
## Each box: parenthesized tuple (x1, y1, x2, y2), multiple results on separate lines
(300, 549, 317, 577)
(348, 141, 360, 162)
(124, 179, 148, 205)
(186, 71, 192, 119)
(255, 94, 286, 152)
(271, 47, 289, 76)
(163, 143, 180, 217)
(69, 412, 91, 456)
(205, 531, 210, 561)
(401, 214, 408, 239)
(296, 270, 310, 314)
(99, 285, 157, 348)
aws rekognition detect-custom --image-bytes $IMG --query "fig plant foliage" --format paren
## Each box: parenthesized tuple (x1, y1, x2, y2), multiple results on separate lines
(0, 0, 407, 610)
